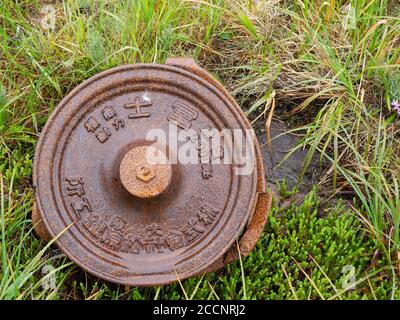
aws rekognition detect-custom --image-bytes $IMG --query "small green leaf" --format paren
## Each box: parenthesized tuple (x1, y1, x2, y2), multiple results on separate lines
(219, 31, 234, 41)
(238, 12, 258, 40)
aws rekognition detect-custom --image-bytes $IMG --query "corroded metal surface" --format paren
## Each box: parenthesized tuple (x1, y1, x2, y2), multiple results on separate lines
(33, 58, 271, 286)
(32, 201, 51, 242)
(119, 145, 172, 199)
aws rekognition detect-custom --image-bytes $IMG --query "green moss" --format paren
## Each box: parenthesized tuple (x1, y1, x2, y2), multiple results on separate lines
(65, 189, 398, 300)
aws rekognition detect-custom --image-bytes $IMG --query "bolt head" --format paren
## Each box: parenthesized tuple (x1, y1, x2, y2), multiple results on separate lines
(120, 145, 172, 199)
(136, 166, 156, 182)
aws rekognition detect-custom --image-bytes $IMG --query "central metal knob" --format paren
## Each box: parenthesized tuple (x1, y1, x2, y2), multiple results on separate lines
(119, 145, 172, 199)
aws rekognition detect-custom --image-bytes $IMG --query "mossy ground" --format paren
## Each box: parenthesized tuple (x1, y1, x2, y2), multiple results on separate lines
(48, 190, 392, 300)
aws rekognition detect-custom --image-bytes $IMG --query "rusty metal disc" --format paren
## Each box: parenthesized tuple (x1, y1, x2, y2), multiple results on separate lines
(33, 59, 262, 286)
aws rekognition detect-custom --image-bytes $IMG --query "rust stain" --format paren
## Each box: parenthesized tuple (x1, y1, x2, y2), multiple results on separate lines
(32, 201, 51, 242)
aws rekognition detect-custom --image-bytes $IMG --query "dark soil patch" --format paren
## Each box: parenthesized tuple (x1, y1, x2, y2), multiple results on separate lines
(256, 118, 327, 192)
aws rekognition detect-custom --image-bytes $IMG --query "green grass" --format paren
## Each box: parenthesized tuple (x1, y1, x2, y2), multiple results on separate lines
(1, 0, 400, 299)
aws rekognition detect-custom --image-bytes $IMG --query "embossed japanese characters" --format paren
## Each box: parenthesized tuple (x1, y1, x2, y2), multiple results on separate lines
(32, 58, 272, 286)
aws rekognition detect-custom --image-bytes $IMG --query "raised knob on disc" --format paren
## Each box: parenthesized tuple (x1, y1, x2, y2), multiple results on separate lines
(119, 145, 172, 199)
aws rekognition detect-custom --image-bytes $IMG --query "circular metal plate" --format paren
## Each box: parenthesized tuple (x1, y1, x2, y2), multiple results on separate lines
(33, 64, 258, 286)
